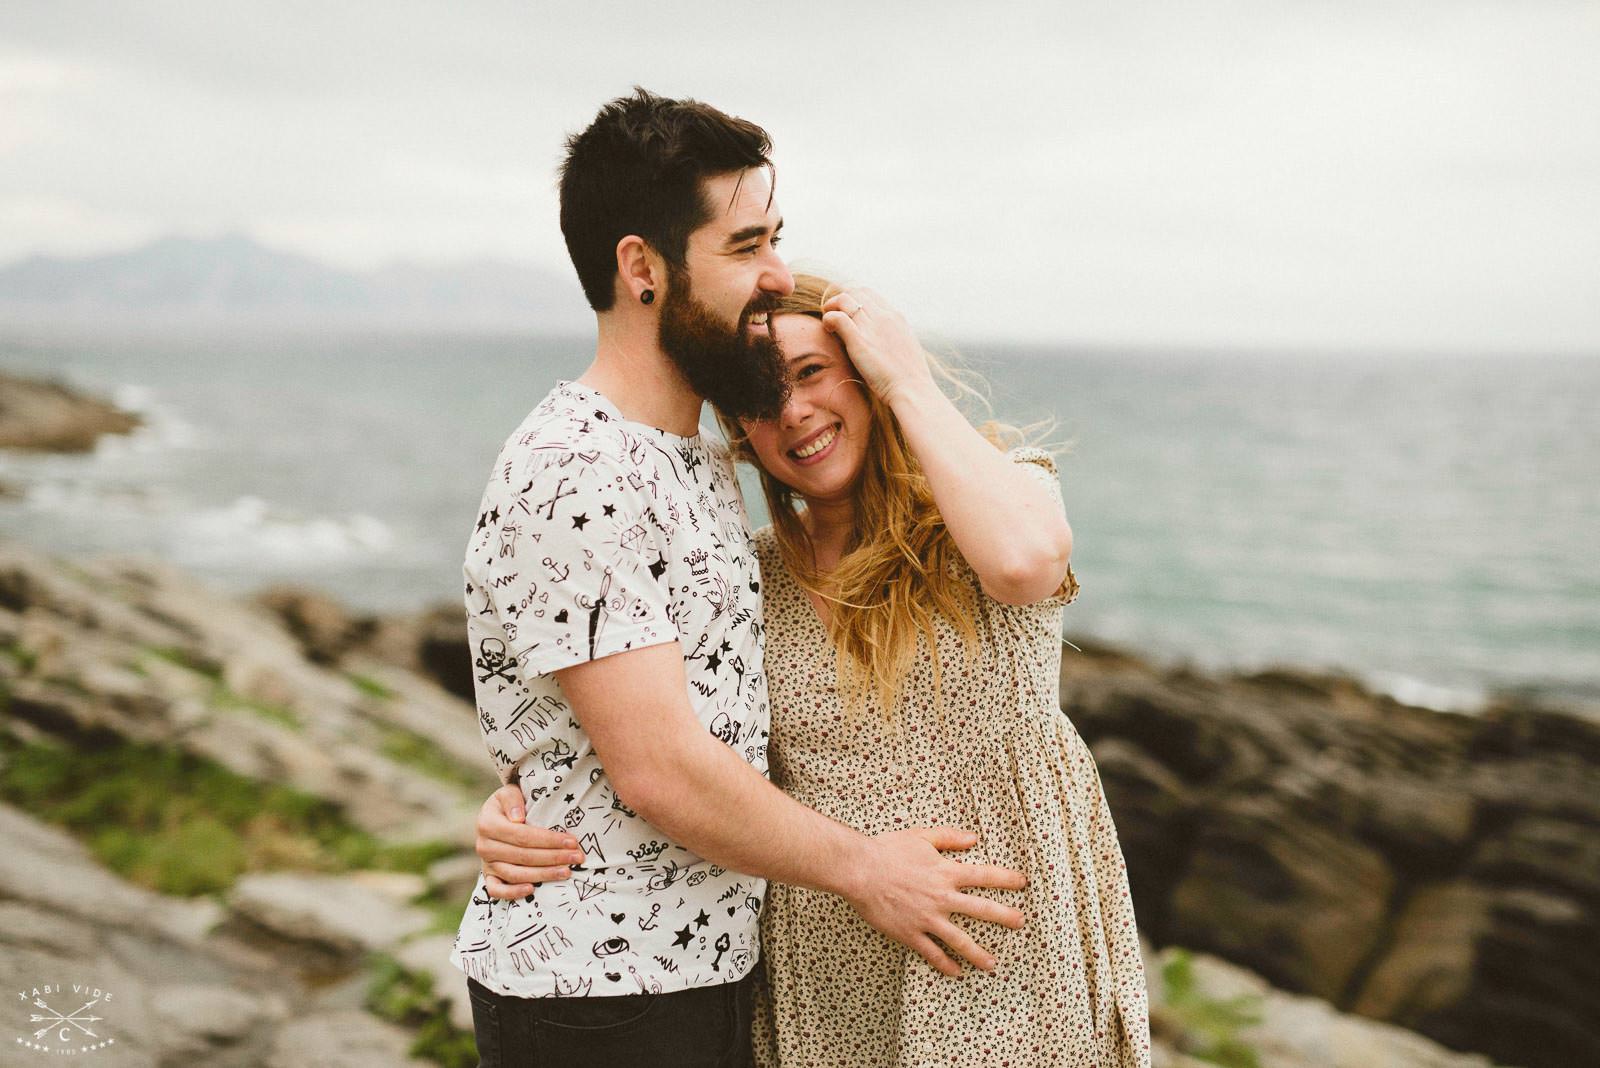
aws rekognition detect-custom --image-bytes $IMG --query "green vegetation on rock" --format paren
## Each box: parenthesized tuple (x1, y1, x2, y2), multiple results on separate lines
(1162, 949, 1264, 1068)
(1, 640, 39, 674)
(137, 643, 304, 730)
(211, 685, 303, 730)
(347, 671, 397, 700)
(141, 644, 222, 680)
(0, 733, 452, 896)
(378, 724, 487, 791)
(366, 954, 478, 1068)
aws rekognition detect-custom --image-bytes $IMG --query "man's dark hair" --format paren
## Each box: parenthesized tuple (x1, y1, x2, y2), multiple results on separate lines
(559, 87, 774, 311)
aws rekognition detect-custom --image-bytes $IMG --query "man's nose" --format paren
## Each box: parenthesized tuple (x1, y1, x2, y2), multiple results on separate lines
(762, 248, 794, 297)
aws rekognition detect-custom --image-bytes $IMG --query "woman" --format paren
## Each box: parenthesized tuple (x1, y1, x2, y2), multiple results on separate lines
(476, 275, 1151, 1067)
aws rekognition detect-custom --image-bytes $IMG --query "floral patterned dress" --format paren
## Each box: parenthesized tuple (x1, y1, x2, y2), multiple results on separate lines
(750, 449, 1152, 1068)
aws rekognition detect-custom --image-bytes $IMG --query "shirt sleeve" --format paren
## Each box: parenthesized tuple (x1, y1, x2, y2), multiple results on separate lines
(1006, 445, 1080, 605)
(465, 447, 678, 680)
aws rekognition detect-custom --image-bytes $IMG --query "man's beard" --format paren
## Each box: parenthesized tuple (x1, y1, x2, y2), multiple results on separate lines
(657, 266, 789, 423)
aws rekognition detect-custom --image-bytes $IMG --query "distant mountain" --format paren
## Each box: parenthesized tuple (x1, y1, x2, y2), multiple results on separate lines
(0, 233, 593, 333)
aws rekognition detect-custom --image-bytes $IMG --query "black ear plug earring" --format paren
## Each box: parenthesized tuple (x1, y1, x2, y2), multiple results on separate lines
(641, 289, 655, 305)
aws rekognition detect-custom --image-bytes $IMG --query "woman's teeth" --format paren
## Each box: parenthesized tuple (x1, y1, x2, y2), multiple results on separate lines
(792, 425, 837, 459)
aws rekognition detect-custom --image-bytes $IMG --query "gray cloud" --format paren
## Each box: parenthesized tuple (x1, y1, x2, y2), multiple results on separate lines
(1, 0, 1596, 350)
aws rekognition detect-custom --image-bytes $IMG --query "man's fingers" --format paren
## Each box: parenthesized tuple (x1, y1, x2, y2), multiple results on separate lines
(478, 842, 580, 869)
(912, 826, 980, 853)
(950, 861, 1028, 891)
(485, 861, 571, 885)
(476, 834, 585, 870)
(952, 892, 1026, 931)
(911, 935, 963, 978)
(932, 920, 996, 973)
(493, 783, 525, 822)
(482, 873, 533, 901)
(476, 817, 579, 851)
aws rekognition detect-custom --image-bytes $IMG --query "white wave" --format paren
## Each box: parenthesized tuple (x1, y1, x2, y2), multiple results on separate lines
(1366, 670, 1488, 714)
(91, 383, 203, 459)
(21, 479, 157, 514)
(174, 495, 396, 568)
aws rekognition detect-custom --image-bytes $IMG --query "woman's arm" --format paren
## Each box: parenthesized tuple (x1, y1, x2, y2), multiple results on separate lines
(822, 290, 1073, 604)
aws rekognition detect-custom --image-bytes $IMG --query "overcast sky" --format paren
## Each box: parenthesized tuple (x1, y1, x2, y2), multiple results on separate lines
(2, 1, 1596, 351)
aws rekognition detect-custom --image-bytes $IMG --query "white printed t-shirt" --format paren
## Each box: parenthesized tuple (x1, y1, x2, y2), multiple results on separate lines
(450, 379, 770, 999)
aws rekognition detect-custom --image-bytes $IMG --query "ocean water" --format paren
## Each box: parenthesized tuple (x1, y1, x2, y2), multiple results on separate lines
(2, 326, 1596, 712)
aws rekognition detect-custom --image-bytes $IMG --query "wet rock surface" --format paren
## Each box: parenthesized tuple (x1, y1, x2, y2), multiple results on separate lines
(1064, 640, 1599, 1068)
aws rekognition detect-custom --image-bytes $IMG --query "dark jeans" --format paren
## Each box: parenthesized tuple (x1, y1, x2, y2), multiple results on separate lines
(466, 974, 754, 1068)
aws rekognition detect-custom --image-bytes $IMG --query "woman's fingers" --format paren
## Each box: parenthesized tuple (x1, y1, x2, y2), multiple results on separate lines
(820, 308, 862, 343)
(821, 290, 866, 317)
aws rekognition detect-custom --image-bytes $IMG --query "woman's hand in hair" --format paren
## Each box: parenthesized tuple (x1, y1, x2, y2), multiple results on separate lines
(819, 288, 937, 410)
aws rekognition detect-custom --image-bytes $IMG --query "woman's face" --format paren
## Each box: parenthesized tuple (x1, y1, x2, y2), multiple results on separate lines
(739, 314, 874, 505)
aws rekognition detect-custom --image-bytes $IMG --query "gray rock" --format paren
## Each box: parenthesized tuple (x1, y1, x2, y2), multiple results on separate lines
(428, 852, 487, 906)
(229, 872, 433, 957)
(395, 932, 475, 1032)
(265, 1009, 427, 1068)
(150, 984, 278, 1043)
(1149, 945, 1496, 1068)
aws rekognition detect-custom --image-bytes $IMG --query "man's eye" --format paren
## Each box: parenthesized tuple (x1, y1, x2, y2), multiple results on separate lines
(770, 235, 783, 248)
(739, 245, 759, 255)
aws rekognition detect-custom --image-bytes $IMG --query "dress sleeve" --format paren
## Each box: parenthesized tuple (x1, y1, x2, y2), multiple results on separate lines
(1005, 445, 1080, 605)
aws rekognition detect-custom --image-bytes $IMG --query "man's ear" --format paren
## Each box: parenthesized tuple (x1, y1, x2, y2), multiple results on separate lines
(615, 235, 664, 306)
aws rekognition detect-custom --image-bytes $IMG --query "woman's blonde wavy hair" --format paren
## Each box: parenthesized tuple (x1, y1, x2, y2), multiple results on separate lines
(717, 272, 1055, 721)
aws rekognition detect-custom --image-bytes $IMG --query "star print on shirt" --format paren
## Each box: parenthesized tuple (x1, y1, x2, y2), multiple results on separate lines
(454, 380, 770, 999)
(704, 652, 721, 674)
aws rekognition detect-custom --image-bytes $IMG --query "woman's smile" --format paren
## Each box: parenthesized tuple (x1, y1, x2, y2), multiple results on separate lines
(788, 422, 842, 463)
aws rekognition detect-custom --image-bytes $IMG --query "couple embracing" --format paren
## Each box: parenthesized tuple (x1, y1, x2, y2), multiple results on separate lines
(450, 88, 1151, 1068)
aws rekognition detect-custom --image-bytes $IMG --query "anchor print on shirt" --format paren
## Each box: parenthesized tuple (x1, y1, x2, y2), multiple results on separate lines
(455, 382, 768, 996)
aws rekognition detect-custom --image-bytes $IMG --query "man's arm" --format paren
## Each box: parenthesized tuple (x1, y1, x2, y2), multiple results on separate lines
(481, 641, 1026, 977)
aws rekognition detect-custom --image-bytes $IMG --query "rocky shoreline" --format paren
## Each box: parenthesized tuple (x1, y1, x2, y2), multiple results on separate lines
(0, 369, 1590, 1066)
(5, 541, 1590, 1066)
(0, 368, 142, 453)
(1060, 640, 1600, 1068)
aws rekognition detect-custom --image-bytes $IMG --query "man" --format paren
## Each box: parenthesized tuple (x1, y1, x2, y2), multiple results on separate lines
(453, 89, 1023, 1066)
